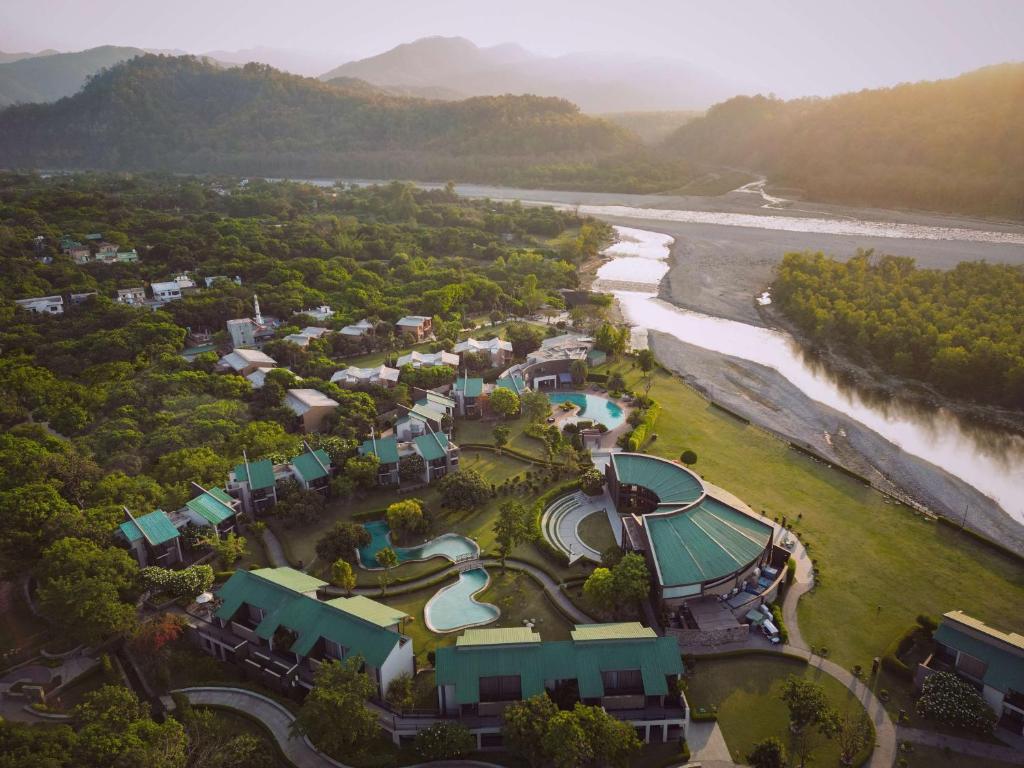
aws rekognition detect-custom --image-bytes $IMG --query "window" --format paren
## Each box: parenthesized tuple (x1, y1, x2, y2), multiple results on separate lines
(479, 675, 522, 702)
(957, 652, 988, 681)
(601, 669, 643, 695)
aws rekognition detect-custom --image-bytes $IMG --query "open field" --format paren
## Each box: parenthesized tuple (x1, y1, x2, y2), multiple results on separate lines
(595, 360, 1024, 669)
(684, 654, 873, 766)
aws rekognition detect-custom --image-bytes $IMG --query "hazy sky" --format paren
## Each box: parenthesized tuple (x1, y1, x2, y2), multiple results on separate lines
(2, 0, 1021, 96)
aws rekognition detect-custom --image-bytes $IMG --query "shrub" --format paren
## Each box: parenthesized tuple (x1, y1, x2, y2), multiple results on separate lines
(917, 672, 996, 733)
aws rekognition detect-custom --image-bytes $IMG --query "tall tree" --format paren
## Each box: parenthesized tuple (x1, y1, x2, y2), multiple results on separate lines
(291, 658, 379, 757)
(493, 500, 533, 568)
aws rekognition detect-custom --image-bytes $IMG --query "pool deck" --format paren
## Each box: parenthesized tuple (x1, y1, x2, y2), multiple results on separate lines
(548, 387, 635, 451)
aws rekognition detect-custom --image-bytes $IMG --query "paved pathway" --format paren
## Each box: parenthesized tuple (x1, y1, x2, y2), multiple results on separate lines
(897, 727, 1024, 765)
(260, 529, 290, 568)
(555, 494, 607, 563)
(687, 720, 733, 764)
(325, 557, 593, 625)
(175, 687, 506, 768)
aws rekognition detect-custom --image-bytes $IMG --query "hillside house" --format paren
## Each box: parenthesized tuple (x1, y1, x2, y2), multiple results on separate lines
(452, 337, 513, 366)
(453, 375, 484, 417)
(284, 388, 339, 433)
(116, 287, 147, 305)
(116, 508, 185, 568)
(396, 350, 459, 369)
(330, 365, 400, 389)
(358, 435, 401, 486)
(340, 318, 374, 337)
(217, 348, 277, 377)
(395, 315, 432, 340)
(15, 295, 63, 314)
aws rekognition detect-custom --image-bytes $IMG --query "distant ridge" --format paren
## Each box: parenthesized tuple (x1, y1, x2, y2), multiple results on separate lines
(0, 45, 146, 106)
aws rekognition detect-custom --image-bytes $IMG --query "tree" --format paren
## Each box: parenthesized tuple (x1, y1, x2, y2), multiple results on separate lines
(140, 564, 213, 598)
(747, 737, 787, 768)
(680, 450, 698, 466)
(637, 349, 655, 372)
(834, 710, 873, 766)
(595, 323, 628, 357)
(175, 695, 274, 768)
(437, 468, 490, 512)
(292, 658, 379, 757)
(413, 721, 475, 761)
(572, 702, 641, 768)
(916, 671, 997, 734)
(0, 481, 82, 575)
(502, 693, 559, 768)
(506, 322, 544, 357)
(344, 453, 380, 490)
(330, 559, 356, 596)
(489, 387, 520, 419)
(385, 673, 414, 713)
(398, 453, 425, 484)
(36, 538, 138, 644)
(0, 719, 76, 768)
(579, 467, 604, 496)
(199, 531, 248, 566)
(376, 547, 399, 594)
(386, 499, 427, 540)
(583, 568, 618, 612)
(780, 676, 839, 768)
(74, 684, 187, 768)
(492, 425, 511, 454)
(569, 359, 588, 386)
(521, 390, 551, 423)
(611, 552, 650, 604)
(494, 500, 533, 568)
(317, 520, 371, 564)
(541, 710, 592, 768)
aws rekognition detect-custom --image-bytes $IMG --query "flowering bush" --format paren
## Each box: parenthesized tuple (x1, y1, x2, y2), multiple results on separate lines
(916, 672, 996, 734)
(141, 564, 214, 598)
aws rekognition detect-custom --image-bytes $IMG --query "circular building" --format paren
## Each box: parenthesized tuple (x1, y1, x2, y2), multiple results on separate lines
(604, 453, 775, 606)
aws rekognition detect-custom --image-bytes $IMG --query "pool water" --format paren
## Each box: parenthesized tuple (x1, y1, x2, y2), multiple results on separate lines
(548, 392, 626, 430)
(357, 521, 478, 569)
(424, 568, 499, 632)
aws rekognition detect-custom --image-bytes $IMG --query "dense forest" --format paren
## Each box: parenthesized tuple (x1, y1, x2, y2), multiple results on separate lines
(0, 55, 700, 193)
(0, 172, 608, 571)
(773, 251, 1024, 408)
(664, 64, 1024, 218)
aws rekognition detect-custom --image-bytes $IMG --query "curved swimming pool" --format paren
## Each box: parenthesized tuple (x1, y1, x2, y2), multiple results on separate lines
(548, 392, 626, 430)
(357, 521, 478, 569)
(424, 567, 499, 632)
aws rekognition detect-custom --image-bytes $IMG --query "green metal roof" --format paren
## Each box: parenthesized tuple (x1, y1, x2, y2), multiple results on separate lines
(496, 375, 526, 395)
(645, 496, 772, 587)
(571, 623, 657, 642)
(186, 488, 237, 525)
(118, 510, 179, 546)
(611, 453, 704, 506)
(214, 569, 402, 667)
(292, 449, 330, 482)
(359, 436, 399, 465)
(436, 625, 682, 705)
(457, 627, 541, 647)
(414, 432, 450, 462)
(234, 458, 276, 491)
(409, 403, 446, 422)
(326, 596, 409, 628)
(251, 567, 326, 594)
(422, 391, 455, 409)
(935, 613, 1024, 694)
(455, 377, 484, 398)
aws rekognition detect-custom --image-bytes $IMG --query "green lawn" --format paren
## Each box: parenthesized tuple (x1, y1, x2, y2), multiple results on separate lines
(684, 654, 873, 767)
(898, 743, 1020, 768)
(454, 414, 549, 458)
(597, 361, 1024, 669)
(477, 569, 574, 639)
(577, 511, 617, 555)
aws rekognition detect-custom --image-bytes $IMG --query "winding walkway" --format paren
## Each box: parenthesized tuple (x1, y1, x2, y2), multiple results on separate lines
(324, 557, 592, 625)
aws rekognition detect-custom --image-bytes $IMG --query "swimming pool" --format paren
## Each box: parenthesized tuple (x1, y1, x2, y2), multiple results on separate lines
(357, 520, 479, 569)
(423, 568, 499, 632)
(548, 392, 626, 430)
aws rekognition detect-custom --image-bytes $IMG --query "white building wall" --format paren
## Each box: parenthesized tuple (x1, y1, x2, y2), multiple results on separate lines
(378, 639, 415, 696)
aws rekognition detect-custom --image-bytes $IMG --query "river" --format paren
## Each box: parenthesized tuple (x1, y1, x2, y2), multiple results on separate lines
(595, 225, 1024, 528)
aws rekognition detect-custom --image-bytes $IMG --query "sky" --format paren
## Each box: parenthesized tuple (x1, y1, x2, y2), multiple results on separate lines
(1, 0, 1022, 97)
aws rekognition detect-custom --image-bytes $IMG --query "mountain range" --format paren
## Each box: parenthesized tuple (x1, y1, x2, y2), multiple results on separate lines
(320, 36, 737, 112)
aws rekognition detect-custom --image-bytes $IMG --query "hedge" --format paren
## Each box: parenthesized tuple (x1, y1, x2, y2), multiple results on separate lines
(881, 625, 920, 681)
(586, 372, 609, 383)
(627, 399, 661, 451)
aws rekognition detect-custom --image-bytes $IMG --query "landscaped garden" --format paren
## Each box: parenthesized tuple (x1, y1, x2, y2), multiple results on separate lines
(592, 360, 1024, 670)
(683, 653, 874, 767)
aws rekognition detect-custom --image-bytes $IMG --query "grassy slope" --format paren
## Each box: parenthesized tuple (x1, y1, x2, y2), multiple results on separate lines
(577, 510, 617, 554)
(684, 655, 873, 766)
(599, 361, 1024, 669)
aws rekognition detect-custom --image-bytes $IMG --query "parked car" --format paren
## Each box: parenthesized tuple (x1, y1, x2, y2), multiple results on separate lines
(761, 620, 782, 644)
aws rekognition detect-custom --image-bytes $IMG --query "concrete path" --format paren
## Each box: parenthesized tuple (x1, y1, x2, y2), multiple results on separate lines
(897, 727, 1024, 765)
(556, 494, 607, 563)
(687, 720, 732, 763)
(326, 557, 593, 625)
(260, 529, 290, 568)
(175, 687, 506, 768)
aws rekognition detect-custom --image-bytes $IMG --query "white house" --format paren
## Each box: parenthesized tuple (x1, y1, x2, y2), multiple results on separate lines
(217, 348, 278, 377)
(283, 327, 332, 347)
(15, 295, 64, 314)
(330, 365, 400, 388)
(245, 367, 278, 389)
(396, 350, 459, 369)
(116, 287, 147, 305)
(227, 318, 257, 348)
(151, 281, 183, 302)
(340, 319, 374, 337)
(452, 337, 514, 366)
(295, 305, 334, 323)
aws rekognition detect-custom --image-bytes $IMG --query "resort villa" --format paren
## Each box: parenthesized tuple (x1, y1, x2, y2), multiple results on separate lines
(435, 624, 688, 747)
(331, 364, 400, 389)
(116, 286, 147, 305)
(190, 568, 414, 699)
(340, 318, 374, 337)
(453, 375, 484, 417)
(395, 315, 433, 341)
(226, 445, 333, 516)
(217, 348, 278, 377)
(284, 389, 340, 433)
(396, 350, 459, 369)
(358, 430, 460, 487)
(451, 337, 514, 366)
(916, 611, 1024, 735)
(14, 295, 64, 314)
(500, 333, 602, 391)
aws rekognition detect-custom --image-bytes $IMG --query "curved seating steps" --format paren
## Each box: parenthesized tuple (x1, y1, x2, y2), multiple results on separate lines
(541, 491, 590, 558)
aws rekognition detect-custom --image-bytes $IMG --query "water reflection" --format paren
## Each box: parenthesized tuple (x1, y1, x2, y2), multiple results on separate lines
(602, 227, 1024, 522)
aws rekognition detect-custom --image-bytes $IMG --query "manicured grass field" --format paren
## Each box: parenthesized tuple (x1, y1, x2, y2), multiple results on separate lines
(576, 511, 617, 555)
(597, 361, 1024, 669)
(684, 654, 873, 767)
(454, 414, 548, 458)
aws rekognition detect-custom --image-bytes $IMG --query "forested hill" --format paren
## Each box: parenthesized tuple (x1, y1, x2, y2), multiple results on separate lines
(0, 54, 675, 188)
(663, 64, 1024, 219)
